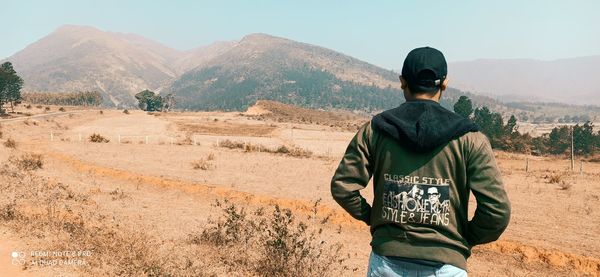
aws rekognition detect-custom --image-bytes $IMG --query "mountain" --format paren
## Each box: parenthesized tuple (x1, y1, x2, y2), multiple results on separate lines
(167, 33, 407, 112)
(448, 56, 600, 105)
(0, 25, 232, 106)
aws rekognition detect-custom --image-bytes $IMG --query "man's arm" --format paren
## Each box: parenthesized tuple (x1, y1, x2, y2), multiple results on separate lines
(466, 135, 511, 246)
(330, 122, 374, 225)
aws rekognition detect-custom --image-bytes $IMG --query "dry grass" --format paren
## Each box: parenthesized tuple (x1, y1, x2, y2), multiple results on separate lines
(0, 157, 209, 276)
(4, 138, 17, 149)
(9, 153, 44, 171)
(218, 139, 313, 158)
(176, 121, 277, 137)
(192, 199, 347, 277)
(246, 100, 367, 131)
(191, 158, 213, 170)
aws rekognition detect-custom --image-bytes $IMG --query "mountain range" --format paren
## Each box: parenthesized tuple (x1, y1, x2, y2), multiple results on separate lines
(2, 25, 599, 116)
(448, 56, 600, 105)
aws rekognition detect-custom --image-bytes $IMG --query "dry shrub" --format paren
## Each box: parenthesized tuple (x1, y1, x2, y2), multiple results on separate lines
(547, 174, 562, 184)
(123, 109, 130, 114)
(557, 182, 572, 191)
(192, 158, 213, 170)
(9, 153, 44, 171)
(89, 133, 110, 143)
(194, 200, 346, 277)
(0, 201, 17, 221)
(207, 153, 215, 161)
(276, 145, 313, 158)
(25, 104, 32, 109)
(219, 139, 313, 158)
(58, 107, 66, 112)
(4, 138, 17, 148)
(44, 106, 50, 111)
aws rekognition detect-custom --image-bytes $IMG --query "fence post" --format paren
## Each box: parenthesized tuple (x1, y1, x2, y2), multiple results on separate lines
(580, 160, 583, 175)
(145, 136, 149, 144)
(50, 131, 53, 142)
(79, 133, 82, 142)
(525, 157, 529, 173)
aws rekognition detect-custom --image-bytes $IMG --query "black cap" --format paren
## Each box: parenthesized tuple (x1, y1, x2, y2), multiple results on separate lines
(401, 47, 447, 93)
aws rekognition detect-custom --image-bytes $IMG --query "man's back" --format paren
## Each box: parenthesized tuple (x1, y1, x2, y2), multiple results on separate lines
(331, 99, 511, 271)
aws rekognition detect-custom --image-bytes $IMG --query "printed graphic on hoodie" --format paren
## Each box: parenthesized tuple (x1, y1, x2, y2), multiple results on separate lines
(381, 174, 451, 227)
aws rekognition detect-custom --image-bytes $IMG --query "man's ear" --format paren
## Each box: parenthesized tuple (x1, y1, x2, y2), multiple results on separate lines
(400, 76, 408, 89)
(440, 78, 449, 91)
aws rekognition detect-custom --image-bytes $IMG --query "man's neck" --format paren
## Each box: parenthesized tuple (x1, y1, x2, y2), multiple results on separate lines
(404, 93, 441, 102)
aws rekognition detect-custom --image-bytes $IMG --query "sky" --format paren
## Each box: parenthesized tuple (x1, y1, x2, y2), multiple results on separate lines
(1, 0, 599, 69)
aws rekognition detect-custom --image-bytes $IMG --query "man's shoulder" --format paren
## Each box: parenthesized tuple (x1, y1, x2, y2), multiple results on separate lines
(458, 131, 490, 151)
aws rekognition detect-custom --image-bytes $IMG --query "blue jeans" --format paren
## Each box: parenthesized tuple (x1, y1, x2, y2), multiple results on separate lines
(367, 251, 468, 277)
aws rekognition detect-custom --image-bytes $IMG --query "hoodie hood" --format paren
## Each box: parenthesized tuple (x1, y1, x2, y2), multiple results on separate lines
(372, 99, 478, 152)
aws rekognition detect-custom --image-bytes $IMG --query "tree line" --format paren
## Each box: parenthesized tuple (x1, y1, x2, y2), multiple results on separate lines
(23, 91, 102, 106)
(454, 96, 600, 156)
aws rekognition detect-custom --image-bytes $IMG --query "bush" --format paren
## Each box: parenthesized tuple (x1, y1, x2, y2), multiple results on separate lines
(58, 107, 66, 112)
(25, 104, 32, 109)
(547, 174, 562, 184)
(123, 109, 130, 114)
(191, 158, 213, 170)
(89, 133, 110, 143)
(9, 153, 44, 171)
(44, 106, 50, 111)
(3, 138, 16, 148)
(195, 200, 346, 277)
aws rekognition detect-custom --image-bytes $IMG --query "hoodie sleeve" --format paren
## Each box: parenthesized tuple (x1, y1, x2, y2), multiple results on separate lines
(330, 122, 374, 225)
(465, 134, 511, 246)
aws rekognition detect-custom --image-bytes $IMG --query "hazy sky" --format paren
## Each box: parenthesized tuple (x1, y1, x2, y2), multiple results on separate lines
(2, 0, 599, 69)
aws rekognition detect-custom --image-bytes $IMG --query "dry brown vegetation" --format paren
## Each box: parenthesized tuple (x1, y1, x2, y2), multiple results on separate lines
(0, 154, 348, 276)
(246, 100, 367, 131)
(176, 120, 276, 137)
(218, 139, 313, 158)
(193, 199, 348, 277)
(88, 133, 109, 143)
(9, 153, 43, 171)
(4, 137, 17, 148)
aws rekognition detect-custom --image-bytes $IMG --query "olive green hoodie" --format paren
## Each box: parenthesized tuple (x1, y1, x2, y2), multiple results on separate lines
(331, 99, 511, 270)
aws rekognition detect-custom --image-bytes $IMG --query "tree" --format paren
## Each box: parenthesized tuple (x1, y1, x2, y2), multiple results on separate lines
(547, 126, 570, 155)
(0, 62, 23, 114)
(505, 115, 518, 135)
(162, 93, 176, 112)
(573, 121, 596, 155)
(135, 89, 163, 111)
(453, 96, 473, 119)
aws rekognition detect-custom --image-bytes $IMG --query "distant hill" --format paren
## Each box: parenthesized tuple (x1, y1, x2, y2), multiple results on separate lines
(448, 56, 600, 105)
(0, 25, 233, 106)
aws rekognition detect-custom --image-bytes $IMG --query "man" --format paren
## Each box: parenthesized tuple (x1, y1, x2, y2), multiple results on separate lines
(331, 47, 511, 276)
